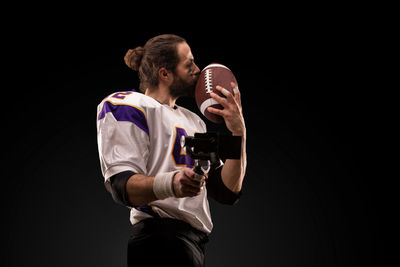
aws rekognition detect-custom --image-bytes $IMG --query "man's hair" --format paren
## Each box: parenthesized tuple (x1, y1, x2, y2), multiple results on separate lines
(124, 34, 186, 92)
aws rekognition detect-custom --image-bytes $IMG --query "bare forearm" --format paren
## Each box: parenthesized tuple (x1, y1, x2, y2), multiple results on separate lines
(125, 169, 204, 206)
(126, 174, 157, 206)
(207, 82, 247, 194)
(221, 133, 247, 194)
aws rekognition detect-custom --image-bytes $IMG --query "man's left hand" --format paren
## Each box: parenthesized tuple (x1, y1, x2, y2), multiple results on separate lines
(207, 82, 246, 136)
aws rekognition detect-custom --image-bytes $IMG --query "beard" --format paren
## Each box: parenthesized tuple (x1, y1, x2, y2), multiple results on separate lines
(169, 73, 199, 98)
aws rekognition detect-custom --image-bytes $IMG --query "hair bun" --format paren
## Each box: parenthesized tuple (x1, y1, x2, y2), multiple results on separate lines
(124, 46, 144, 71)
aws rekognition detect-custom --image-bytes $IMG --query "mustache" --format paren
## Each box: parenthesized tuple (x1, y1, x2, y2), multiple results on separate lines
(191, 71, 200, 78)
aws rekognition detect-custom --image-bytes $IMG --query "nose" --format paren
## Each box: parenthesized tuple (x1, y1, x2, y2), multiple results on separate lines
(193, 63, 200, 76)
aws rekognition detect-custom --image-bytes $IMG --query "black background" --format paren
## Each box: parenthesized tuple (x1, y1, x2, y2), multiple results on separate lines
(2, 7, 392, 267)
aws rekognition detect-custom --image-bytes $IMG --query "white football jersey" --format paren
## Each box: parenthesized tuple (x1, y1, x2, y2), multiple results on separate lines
(96, 90, 213, 234)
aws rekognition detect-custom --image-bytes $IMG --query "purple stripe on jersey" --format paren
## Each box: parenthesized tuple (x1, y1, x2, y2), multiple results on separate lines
(98, 101, 149, 135)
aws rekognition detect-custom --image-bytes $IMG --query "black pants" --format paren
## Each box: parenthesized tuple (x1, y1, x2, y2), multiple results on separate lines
(127, 217, 209, 267)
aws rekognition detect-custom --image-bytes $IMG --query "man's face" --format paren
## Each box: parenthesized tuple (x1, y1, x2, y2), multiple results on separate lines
(169, 42, 200, 98)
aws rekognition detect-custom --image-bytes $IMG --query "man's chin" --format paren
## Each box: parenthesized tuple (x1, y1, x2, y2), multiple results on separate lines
(170, 76, 197, 98)
(184, 76, 198, 97)
(170, 85, 196, 98)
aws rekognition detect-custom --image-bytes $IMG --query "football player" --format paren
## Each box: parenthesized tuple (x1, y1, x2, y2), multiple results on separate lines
(96, 34, 246, 267)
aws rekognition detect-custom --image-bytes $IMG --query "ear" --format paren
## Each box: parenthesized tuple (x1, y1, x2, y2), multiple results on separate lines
(158, 67, 171, 82)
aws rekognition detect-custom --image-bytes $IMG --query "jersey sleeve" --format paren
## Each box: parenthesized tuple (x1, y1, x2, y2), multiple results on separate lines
(200, 118, 207, 132)
(97, 100, 150, 182)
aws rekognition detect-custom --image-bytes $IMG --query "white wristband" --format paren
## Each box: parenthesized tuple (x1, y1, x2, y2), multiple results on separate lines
(153, 171, 179, 200)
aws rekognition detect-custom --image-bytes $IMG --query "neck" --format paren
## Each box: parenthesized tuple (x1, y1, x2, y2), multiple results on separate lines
(145, 85, 177, 108)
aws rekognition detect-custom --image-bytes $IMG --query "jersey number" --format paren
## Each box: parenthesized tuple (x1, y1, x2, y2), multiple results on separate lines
(111, 91, 134, 100)
(171, 127, 194, 168)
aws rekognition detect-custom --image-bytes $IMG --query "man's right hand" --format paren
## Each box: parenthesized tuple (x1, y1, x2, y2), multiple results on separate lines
(173, 168, 205, 198)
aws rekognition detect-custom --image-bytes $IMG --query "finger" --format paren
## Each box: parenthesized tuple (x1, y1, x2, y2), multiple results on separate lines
(215, 85, 240, 111)
(182, 167, 195, 178)
(216, 85, 231, 97)
(181, 181, 202, 191)
(183, 177, 203, 188)
(215, 85, 235, 103)
(230, 82, 242, 107)
(207, 106, 225, 117)
(192, 172, 205, 182)
(231, 82, 240, 95)
(216, 85, 241, 113)
(181, 173, 203, 186)
(210, 92, 229, 108)
(180, 180, 202, 194)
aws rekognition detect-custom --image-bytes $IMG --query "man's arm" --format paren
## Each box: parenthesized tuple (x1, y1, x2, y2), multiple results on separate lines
(122, 168, 205, 206)
(126, 174, 157, 206)
(221, 133, 247, 194)
(207, 82, 247, 194)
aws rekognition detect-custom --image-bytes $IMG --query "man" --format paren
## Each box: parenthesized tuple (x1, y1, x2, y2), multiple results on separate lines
(96, 34, 246, 266)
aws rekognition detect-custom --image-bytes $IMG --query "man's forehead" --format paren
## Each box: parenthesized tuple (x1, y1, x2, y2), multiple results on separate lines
(186, 50, 194, 60)
(178, 43, 194, 61)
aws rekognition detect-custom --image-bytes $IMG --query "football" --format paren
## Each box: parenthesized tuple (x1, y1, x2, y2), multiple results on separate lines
(195, 63, 238, 124)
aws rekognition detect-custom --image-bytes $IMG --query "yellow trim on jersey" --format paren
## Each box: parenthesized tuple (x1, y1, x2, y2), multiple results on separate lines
(151, 206, 158, 215)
